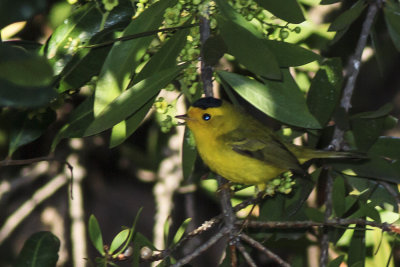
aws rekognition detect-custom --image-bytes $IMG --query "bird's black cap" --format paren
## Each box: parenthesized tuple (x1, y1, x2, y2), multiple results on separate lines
(192, 97, 222, 110)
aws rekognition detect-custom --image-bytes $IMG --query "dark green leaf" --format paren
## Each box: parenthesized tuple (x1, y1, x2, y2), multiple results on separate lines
(351, 103, 394, 119)
(109, 96, 155, 148)
(88, 215, 105, 256)
(347, 227, 366, 267)
(109, 25, 190, 147)
(384, 0, 400, 51)
(45, 1, 133, 75)
(182, 129, 197, 180)
(172, 218, 192, 245)
(328, 0, 366, 32)
(85, 64, 186, 136)
(217, 70, 321, 128)
(264, 40, 321, 67)
(320, 0, 341, 4)
(368, 136, 400, 160)
(0, 78, 57, 108)
(9, 109, 56, 156)
(305, 207, 324, 222)
(254, 0, 305, 24)
(51, 94, 95, 151)
(332, 175, 346, 217)
(332, 155, 400, 183)
(109, 229, 130, 255)
(0, 43, 53, 87)
(14, 231, 60, 267)
(307, 58, 343, 126)
(202, 35, 228, 66)
(132, 233, 155, 267)
(351, 117, 386, 151)
(94, 0, 177, 116)
(0, 0, 46, 29)
(328, 255, 345, 267)
(215, 0, 281, 79)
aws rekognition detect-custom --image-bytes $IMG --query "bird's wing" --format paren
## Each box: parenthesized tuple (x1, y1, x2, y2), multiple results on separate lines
(220, 127, 303, 172)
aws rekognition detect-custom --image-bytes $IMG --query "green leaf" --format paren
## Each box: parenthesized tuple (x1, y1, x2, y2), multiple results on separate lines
(51, 94, 95, 150)
(0, 43, 53, 87)
(0, 79, 57, 108)
(254, 0, 305, 24)
(85, 64, 186, 136)
(305, 207, 324, 223)
(384, 0, 400, 51)
(9, 109, 56, 156)
(215, 0, 281, 79)
(332, 175, 346, 217)
(132, 233, 155, 267)
(333, 155, 400, 184)
(328, 255, 345, 267)
(217, 70, 321, 129)
(182, 128, 197, 180)
(351, 117, 386, 151)
(347, 227, 366, 267)
(88, 215, 105, 256)
(45, 1, 133, 75)
(114, 207, 142, 257)
(14, 231, 60, 267)
(368, 136, 400, 160)
(109, 229, 130, 255)
(109, 97, 155, 148)
(109, 25, 190, 147)
(172, 218, 192, 245)
(351, 103, 394, 119)
(0, 0, 46, 29)
(202, 35, 228, 66)
(307, 58, 343, 126)
(264, 40, 321, 67)
(93, 0, 177, 117)
(328, 0, 366, 32)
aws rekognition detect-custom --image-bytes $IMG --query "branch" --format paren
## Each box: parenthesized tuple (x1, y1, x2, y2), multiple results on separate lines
(240, 219, 396, 233)
(331, 1, 381, 150)
(320, 172, 334, 267)
(170, 227, 230, 267)
(236, 242, 257, 267)
(240, 233, 291, 267)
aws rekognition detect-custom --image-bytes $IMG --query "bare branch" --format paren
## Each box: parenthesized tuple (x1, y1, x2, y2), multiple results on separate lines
(240, 233, 291, 267)
(320, 172, 334, 267)
(170, 227, 230, 267)
(236, 242, 257, 267)
(331, 1, 381, 150)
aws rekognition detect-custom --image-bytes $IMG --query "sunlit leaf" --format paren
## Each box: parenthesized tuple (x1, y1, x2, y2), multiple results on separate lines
(218, 70, 321, 128)
(93, 0, 177, 117)
(109, 229, 130, 255)
(88, 215, 105, 256)
(85, 64, 186, 136)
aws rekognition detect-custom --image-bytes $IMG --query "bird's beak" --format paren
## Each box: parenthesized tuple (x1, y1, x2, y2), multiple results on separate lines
(175, 114, 189, 125)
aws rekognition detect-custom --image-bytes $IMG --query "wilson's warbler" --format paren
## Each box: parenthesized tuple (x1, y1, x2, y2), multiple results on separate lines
(176, 97, 357, 189)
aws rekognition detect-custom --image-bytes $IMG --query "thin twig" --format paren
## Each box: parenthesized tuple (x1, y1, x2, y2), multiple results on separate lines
(241, 219, 395, 233)
(80, 24, 197, 49)
(170, 227, 230, 267)
(240, 233, 291, 267)
(320, 172, 334, 267)
(331, 1, 381, 150)
(236, 242, 257, 267)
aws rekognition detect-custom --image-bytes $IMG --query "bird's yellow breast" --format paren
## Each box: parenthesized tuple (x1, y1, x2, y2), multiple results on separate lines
(193, 129, 286, 186)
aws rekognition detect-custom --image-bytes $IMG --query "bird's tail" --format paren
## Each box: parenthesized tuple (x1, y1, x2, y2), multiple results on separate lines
(288, 146, 365, 164)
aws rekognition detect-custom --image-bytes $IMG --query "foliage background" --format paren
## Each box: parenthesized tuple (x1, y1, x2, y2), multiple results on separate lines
(1, 0, 400, 266)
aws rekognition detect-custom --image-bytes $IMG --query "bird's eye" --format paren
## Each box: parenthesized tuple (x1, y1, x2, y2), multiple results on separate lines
(202, 113, 211, 121)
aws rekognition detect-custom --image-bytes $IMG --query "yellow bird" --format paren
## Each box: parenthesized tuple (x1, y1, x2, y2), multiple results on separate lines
(176, 97, 357, 189)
